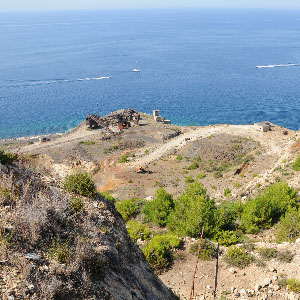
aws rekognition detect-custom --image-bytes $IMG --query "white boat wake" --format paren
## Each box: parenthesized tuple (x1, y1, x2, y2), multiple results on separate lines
(256, 64, 300, 69)
(8, 76, 112, 87)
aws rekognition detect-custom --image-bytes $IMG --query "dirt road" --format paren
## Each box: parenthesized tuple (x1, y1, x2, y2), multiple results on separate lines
(128, 124, 288, 167)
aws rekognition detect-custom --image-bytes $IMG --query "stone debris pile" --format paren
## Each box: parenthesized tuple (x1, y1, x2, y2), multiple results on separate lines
(86, 109, 140, 133)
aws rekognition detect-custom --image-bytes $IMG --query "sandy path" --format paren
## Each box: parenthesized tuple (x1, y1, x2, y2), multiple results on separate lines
(128, 124, 282, 167)
(19, 126, 100, 153)
(244, 136, 300, 192)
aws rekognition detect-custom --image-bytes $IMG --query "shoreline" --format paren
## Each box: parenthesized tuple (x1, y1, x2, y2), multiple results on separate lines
(0, 122, 84, 144)
(0, 113, 296, 144)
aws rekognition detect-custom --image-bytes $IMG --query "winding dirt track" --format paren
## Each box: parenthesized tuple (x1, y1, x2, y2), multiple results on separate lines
(128, 124, 287, 168)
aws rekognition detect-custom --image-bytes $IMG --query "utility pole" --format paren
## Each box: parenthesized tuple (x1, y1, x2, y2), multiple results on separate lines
(96, 102, 100, 116)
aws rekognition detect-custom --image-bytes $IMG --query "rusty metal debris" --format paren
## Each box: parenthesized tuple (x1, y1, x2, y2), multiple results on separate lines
(136, 166, 146, 173)
(86, 109, 140, 134)
(136, 166, 152, 174)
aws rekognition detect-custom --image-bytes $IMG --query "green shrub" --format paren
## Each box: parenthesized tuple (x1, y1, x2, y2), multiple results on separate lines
(214, 171, 223, 179)
(176, 155, 182, 161)
(0, 228, 13, 249)
(194, 156, 201, 163)
(240, 243, 256, 252)
(217, 162, 231, 173)
(189, 239, 217, 260)
(277, 250, 294, 263)
(48, 239, 72, 264)
(167, 182, 216, 238)
(79, 140, 95, 145)
(278, 278, 288, 289)
(143, 188, 174, 226)
(99, 192, 116, 202)
(258, 247, 278, 261)
(185, 176, 194, 183)
(214, 231, 241, 246)
(188, 162, 199, 170)
(127, 220, 151, 242)
(225, 246, 255, 268)
(70, 197, 84, 214)
(116, 199, 143, 222)
(224, 188, 232, 197)
(142, 234, 181, 270)
(255, 258, 266, 268)
(0, 188, 11, 205)
(275, 209, 300, 243)
(241, 182, 298, 233)
(234, 182, 241, 188)
(197, 172, 206, 179)
(286, 278, 300, 293)
(0, 149, 17, 165)
(119, 154, 128, 163)
(215, 200, 240, 231)
(219, 296, 230, 300)
(63, 173, 96, 197)
(292, 155, 300, 171)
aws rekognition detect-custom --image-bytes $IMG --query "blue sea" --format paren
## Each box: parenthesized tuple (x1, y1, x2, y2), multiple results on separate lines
(1, 9, 300, 139)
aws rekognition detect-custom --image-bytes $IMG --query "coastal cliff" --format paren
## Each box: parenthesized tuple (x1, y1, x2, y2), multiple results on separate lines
(0, 159, 176, 300)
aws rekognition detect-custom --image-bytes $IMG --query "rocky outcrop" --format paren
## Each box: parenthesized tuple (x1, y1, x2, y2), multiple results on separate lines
(0, 162, 176, 300)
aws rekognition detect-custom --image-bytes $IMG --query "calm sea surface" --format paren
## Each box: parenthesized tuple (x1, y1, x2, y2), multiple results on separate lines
(1, 9, 300, 139)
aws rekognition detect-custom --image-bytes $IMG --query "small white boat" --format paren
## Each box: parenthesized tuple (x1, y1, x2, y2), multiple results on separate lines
(133, 61, 140, 72)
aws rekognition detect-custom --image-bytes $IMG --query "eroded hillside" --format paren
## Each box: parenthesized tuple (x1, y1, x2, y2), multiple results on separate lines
(2, 111, 300, 300)
(0, 157, 177, 300)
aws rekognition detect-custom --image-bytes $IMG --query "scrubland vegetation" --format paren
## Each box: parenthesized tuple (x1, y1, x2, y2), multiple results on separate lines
(116, 180, 300, 271)
(0, 160, 175, 299)
(63, 172, 96, 197)
(0, 149, 17, 165)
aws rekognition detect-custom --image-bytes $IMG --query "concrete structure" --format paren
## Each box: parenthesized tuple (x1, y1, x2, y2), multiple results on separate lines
(153, 110, 160, 117)
(254, 121, 271, 132)
(153, 110, 171, 124)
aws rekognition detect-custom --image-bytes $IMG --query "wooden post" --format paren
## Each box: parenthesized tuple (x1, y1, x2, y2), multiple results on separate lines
(213, 243, 220, 299)
(189, 227, 204, 300)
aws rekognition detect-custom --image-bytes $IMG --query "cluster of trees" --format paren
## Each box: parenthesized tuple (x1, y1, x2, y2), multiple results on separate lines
(117, 180, 299, 249)
(62, 172, 300, 270)
(143, 182, 299, 243)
